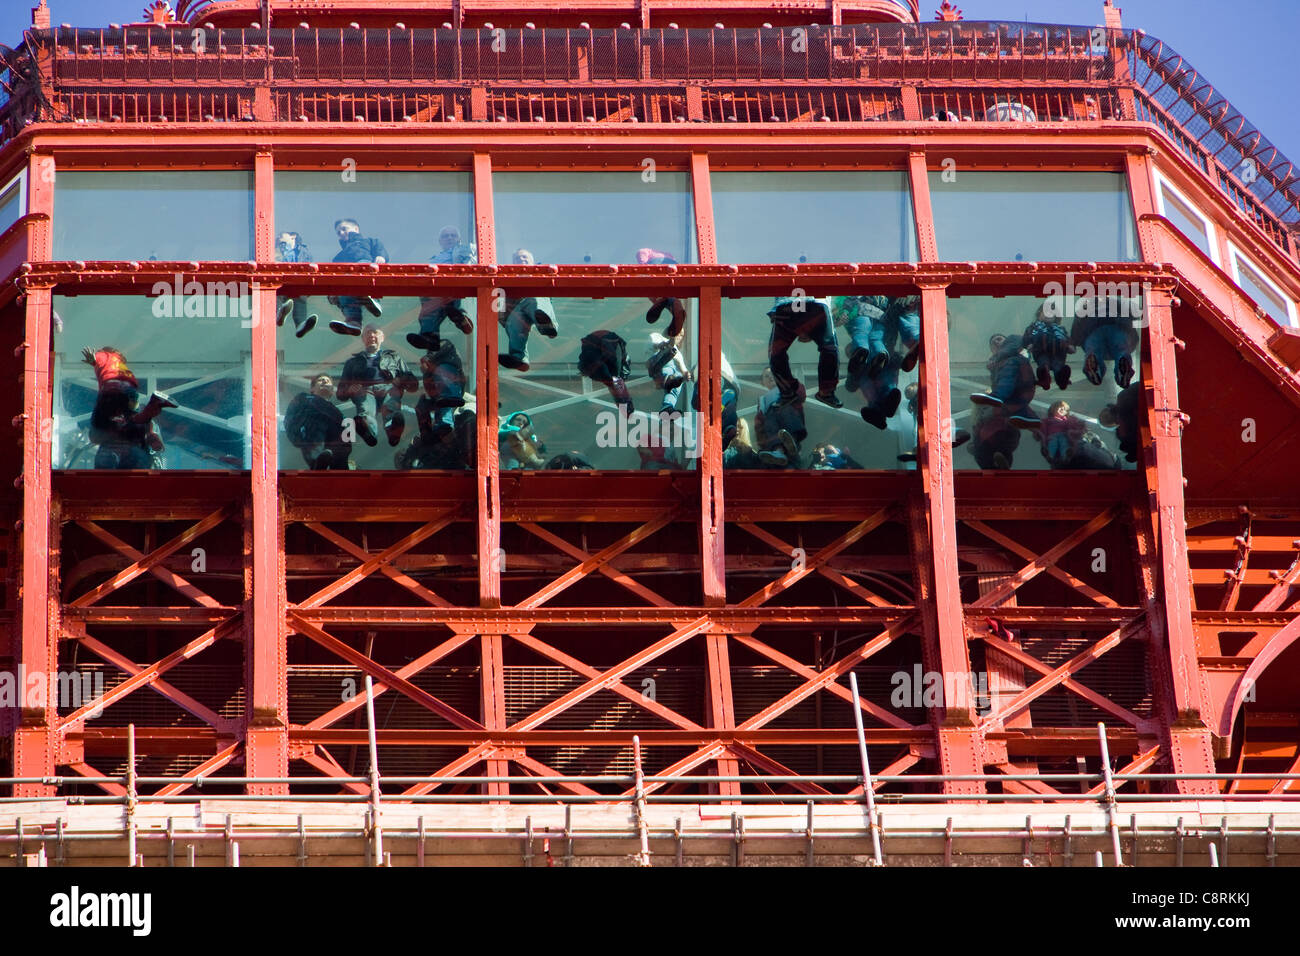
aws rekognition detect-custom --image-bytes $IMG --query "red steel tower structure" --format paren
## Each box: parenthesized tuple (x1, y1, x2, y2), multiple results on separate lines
(2, 0, 1300, 865)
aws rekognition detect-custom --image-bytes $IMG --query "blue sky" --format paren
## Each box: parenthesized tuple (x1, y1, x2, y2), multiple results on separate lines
(4, 0, 1298, 160)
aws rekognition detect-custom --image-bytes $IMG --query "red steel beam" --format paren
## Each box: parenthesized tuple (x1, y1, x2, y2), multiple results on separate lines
(13, 274, 57, 796)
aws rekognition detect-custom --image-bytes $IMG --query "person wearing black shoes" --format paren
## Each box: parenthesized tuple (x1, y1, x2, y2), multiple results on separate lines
(970, 332, 1039, 429)
(1071, 295, 1140, 388)
(336, 324, 419, 448)
(414, 338, 468, 442)
(754, 368, 805, 468)
(577, 329, 634, 412)
(1022, 302, 1074, 391)
(497, 248, 558, 372)
(646, 331, 690, 413)
(410, 224, 477, 350)
(767, 294, 842, 410)
(328, 219, 387, 335)
(81, 346, 176, 469)
(638, 247, 688, 339)
(284, 374, 351, 470)
(274, 231, 318, 338)
(1098, 383, 1141, 463)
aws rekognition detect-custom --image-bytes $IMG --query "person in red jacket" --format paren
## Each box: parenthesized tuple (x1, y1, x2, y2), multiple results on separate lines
(81, 346, 176, 469)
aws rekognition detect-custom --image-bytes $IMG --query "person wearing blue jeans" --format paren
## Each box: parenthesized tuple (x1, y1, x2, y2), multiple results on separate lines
(970, 332, 1038, 427)
(409, 224, 476, 350)
(767, 295, 841, 409)
(274, 231, 318, 338)
(754, 369, 804, 468)
(1079, 322, 1137, 387)
(838, 295, 920, 429)
(414, 339, 467, 441)
(497, 250, 558, 372)
(328, 219, 387, 335)
(336, 324, 419, 448)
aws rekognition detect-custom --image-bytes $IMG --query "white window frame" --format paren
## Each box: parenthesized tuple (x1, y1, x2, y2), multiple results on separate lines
(1226, 240, 1298, 328)
(1153, 169, 1219, 265)
(0, 168, 26, 233)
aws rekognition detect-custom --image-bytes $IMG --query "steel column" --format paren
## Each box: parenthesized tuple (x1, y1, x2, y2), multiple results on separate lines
(245, 151, 287, 791)
(13, 149, 57, 796)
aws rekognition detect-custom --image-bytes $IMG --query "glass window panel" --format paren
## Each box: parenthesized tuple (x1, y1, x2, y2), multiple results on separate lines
(0, 176, 22, 233)
(496, 296, 698, 470)
(948, 294, 1141, 471)
(713, 171, 916, 264)
(279, 296, 478, 471)
(929, 171, 1138, 263)
(1159, 185, 1215, 261)
(53, 293, 252, 470)
(719, 294, 920, 471)
(274, 170, 474, 268)
(1233, 254, 1294, 327)
(492, 171, 694, 265)
(52, 170, 254, 261)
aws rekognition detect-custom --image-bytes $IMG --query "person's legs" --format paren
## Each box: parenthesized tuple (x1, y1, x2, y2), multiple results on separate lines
(812, 311, 841, 400)
(500, 300, 534, 370)
(844, 315, 873, 388)
(767, 318, 799, 398)
(1083, 328, 1108, 383)
(332, 297, 364, 335)
(379, 389, 405, 446)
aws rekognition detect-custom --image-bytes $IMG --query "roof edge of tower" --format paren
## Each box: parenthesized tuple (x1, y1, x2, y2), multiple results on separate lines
(177, 1, 918, 30)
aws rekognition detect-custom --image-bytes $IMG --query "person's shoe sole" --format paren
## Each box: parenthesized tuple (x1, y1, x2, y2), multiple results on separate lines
(866, 351, 888, 378)
(847, 348, 870, 380)
(991, 452, 1011, 469)
(407, 332, 439, 351)
(662, 375, 685, 391)
(1037, 367, 1052, 390)
(882, 388, 902, 418)
(536, 317, 559, 338)
(899, 342, 921, 374)
(951, 429, 971, 449)
(860, 407, 887, 430)
(1115, 354, 1134, 387)
(970, 393, 1003, 407)
(897, 453, 918, 463)
(814, 391, 843, 409)
(1055, 365, 1071, 390)
(778, 429, 798, 460)
(296, 315, 317, 338)
(276, 300, 293, 326)
(758, 449, 788, 467)
(331, 319, 362, 336)
(362, 296, 383, 317)
(1009, 415, 1040, 429)
(499, 354, 530, 372)
(1083, 353, 1102, 385)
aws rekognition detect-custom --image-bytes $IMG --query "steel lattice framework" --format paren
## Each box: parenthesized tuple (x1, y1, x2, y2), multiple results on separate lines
(2, 1, 1300, 826)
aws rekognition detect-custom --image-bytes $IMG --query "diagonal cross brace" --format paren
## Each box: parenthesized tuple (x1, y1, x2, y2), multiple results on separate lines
(298, 511, 461, 608)
(519, 521, 675, 608)
(76, 517, 227, 608)
(70, 504, 236, 608)
(738, 522, 897, 608)
(58, 616, 242, 728)
(304, 519, 456, 608)
(977, 619, 1148, 730)
(288, 613, 484, 731)
(736, 506, 896, 608)
(508, 616, 714, 731)
(970, 505, 1120, 609)
(964, 518, 1120, 608)
(516, 512, 677, 609)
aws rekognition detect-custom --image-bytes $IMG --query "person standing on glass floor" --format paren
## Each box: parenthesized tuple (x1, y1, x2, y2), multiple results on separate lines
(328, 218, 386, 336)
(336, 324, 419, 447)
(409, 224, 477, 350)
(767, 293, 842, 410)
(497, 248, 559, 372)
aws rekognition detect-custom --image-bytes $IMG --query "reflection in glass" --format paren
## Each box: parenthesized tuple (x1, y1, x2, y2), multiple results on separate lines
(712, 171, 917, 264)
(1233, 254, 1294, 327)
(1159, 186, 1215, 262)
(52, 170, 254, 261)
(53, 294, 252, 470)
(496, 297, 698, 470)
(949, 295, 1140, 471)
(0, 174, 23, 234)
(721, 295, 921, 471)
(928, 171, 1137, 263)
(492, 172, 695, 265)
(279, 297, 477, 470)
(274, 171, 476, 339)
